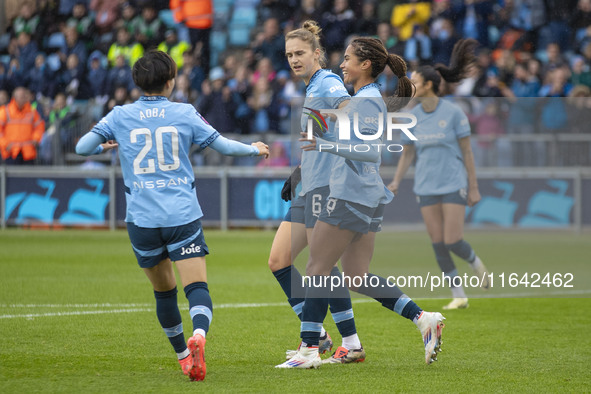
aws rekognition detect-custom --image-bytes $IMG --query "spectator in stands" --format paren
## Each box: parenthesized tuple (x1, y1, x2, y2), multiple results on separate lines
(170, 0, 213, 73)
(508, 0, 547, 51)
(106, 54, 136, 96)
(474, 68, 504, 97)
(119, 1, 138, 33)
(247, 77, 279, 133)
(468, 99, 506, 167)
(273, 69, 292, 134)
(571, 0, 591, 45)
(0, 86, 45, 165)
(503, 62, 540, 166)
(493, 49, 516, 86)
(222, 55, 239, 80)
(46, 92, 78, 158)
(27, 53, 55, 100)
(0, 90, 8, 106)
(320, 0, 356, 52)
(59, 0, 82, 19)
(541, 42, 567, 76)
(451, 0, 493, 48)
(539, 66, 572, 97)
(251, 57, 276, 84)
(15, 31, 38, 72)
(5, 59, 25, 92)
(430, 18, 459, 65)
(158, 29, 191, 68)
(59, 53, 89, 100)
(0, 64, 7, 93)
(104, 85, 131, 115)
(59, 26, 88, 76)
(228, 64, 253, 134)
(252, 18, 286, 72)
(355, 0, 378, 36)
(90, 0, 121, 35)
(293, 0, 322, 27)
(67, 2, 96, 46)
(12, 2, 42, 44)
(179, 51, 206, 93)
(258, 0, 295, 24)
(86, 51, 108, 99)
(130, 2, 166, 49)
(376, 64, 399, 97)
(391, 0, 431, 41)
(527, 57, 543, 82)
(570, 55, 591, 88)
(170, 73, 198, 103)
(196, 67, 238, 134)
(404, 24, 432, 66)
(107, 27, 145, 67)
(377, 22, 405, 56)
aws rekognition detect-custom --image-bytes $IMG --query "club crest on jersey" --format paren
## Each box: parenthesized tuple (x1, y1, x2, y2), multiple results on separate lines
(438, 120, 447, 128)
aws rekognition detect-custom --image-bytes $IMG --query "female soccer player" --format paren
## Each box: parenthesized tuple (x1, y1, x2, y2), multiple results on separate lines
(277, 37, 445, 369)
(268, 20, 364, 363)
(388, 39, 490, 310)
(76, 50, 269, 381)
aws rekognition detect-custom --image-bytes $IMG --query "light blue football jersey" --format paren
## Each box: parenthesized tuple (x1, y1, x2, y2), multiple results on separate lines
(299, 69, 350, 195)
(401, 98, 471, 196)
(328, 83, 394, 207)
(91, 96, 219, 227)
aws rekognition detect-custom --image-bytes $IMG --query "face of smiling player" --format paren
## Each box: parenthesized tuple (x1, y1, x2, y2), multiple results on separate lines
(340, 44, 371, 93)
(285, 38, 321, 85)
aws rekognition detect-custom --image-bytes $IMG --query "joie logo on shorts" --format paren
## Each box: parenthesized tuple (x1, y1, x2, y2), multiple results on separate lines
(180, 243, 202, 256)
(459, 188, 467, 200)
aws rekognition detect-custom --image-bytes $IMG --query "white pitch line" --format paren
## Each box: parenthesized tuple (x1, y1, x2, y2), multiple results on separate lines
(0, 303, 153, 308)
(1, 289, 589, 320)
(0, 308, 153, 319)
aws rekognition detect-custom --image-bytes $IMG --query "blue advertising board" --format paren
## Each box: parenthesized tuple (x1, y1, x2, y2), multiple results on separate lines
(1, 173, 586, 228)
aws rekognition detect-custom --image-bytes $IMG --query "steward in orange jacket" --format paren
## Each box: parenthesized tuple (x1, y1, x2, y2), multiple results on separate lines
(170, 0, 213, 29)
(0, 87, 45, 163)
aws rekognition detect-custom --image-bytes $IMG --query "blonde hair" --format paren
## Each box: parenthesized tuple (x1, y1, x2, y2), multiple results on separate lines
(285, 20, 327, 68)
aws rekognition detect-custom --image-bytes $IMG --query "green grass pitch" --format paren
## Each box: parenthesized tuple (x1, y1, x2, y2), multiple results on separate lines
(1, 229, 590, 392)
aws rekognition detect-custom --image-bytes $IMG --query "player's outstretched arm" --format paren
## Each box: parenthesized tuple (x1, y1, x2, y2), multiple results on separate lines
(76, 132, 118, 156)
(208, 135, 269, 158)
(388, 144, 415, 195)
(458, 136, 481, 206)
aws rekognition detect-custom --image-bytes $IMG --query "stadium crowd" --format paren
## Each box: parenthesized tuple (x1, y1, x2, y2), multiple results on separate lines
(1, 0, 591, 166)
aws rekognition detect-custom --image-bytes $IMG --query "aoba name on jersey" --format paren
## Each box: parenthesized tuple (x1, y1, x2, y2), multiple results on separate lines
(139, 108, 166, 120)
(133, 176, 189, 189)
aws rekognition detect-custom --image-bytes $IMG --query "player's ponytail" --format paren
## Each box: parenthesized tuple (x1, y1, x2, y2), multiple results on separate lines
(349, 37, 415, 112)
(418, 39, 478, 96)
(386, 53, 414, 112)
(286, 20, 327, 68)
(433, 39, 478, 83)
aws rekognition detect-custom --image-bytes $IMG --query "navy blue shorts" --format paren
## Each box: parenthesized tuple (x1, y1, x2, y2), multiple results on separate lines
(284, 195, 305, 224)
(303, 186, 330, 228)
(318, 197, 385, 234)
(126, 219, 209, 268)
(417, 188, 468, 208)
